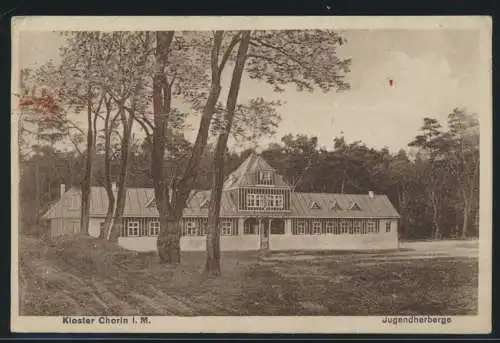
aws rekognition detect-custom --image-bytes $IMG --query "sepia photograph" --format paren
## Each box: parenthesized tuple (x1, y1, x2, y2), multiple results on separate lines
(10, 16, 492, 334)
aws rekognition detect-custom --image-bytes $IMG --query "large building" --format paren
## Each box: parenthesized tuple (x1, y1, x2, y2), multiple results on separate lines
(41, 153, 400, 251)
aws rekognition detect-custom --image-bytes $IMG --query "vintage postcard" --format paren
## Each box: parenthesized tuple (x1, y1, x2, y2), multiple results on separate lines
(11, 16, 492, 334)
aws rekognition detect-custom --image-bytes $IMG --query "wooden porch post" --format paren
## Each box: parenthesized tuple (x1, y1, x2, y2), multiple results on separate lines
(258, 218, 262, 249)
(285, 218, 292, 235)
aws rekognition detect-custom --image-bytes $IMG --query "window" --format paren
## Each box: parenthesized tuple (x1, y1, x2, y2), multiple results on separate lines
(296, 220, 306, 235)
(266, 194, 284, 209)
(386, 221, 391, 233)
(360, 221, 367, 234)
(247, 193, 265, 208)
(325, 221, 336, 234)
(270, 221, 285, 235)
(367, 221, 376, 233)
(100, 221, 105, 233)
(352, 221, 361, 235)
(257, 194, 265, 208)
(201, 221, 208, 235)
(244, 220, 258, 234)
(267, 195, 275, 207)
(200, 199, 209, 209)
(340, 221, 349, 234)
(220, 220, 235, 236)
(348, 201, 361, 210)
(312, 221, 322, 235)
(184, 220, 197, 236)
(247, 193, 257, 208)
(248, 193, 283, 209)
(331, 201, 342, 211)
(258, 171, 273, 185)
(149, 221, 160, 236)
(273, 195, 284, 209)
(127, 221, 139, 236)
(311, 201, 321, 210)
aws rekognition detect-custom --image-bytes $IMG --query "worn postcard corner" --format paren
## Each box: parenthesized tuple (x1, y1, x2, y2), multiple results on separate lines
(11, 15, 492, 334)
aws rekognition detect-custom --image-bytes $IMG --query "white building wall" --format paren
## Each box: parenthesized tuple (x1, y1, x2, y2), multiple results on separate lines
(269, 218, 398, 251)
(118, 235, 261, 252)
(269, 232, 397, 251)
(117, 218, 399, 252)
(88, 218, 102, 238)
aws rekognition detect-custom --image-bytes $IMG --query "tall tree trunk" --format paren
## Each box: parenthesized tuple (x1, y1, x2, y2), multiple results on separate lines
(80, 88, 94, 234)
(157, 208, 183, 263)
(461, 162, 479, 239)
(109, 106, 134, 242)
(151, 31, 238, 264)
(99, 97, 116, 239)
(205, 31, 251, 275)
(340, 169, 346, 194)
(461, 193, 471, 239)
(34, 159, 40, 227)
(101, 187, 115, 239)
(152, 31, 177, 263)
(430, 195, 440, 240)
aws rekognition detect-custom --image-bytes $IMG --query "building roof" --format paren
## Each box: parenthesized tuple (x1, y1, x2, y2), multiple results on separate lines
(223, 152, 290, 189)
(42, 154, 399, 220)
(42, 187, 400, 220)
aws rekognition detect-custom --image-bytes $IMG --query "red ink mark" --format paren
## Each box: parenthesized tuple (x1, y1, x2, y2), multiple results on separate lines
(19, 92, 60, 115)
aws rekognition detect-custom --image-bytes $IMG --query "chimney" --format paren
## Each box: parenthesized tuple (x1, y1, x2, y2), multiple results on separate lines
(60, 184, 66, 199)
(112, 182, 117, 193)
(368, 191, 374, 199)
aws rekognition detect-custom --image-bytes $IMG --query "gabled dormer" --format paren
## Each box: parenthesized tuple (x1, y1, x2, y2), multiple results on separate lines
(348, 201, 362, 211)
(331, 201, 343, 211)
(200, 199, 209, 209)
(224, 152, 292, 212)
(146, 198, 156, 208)
(310, 201, 321, 210)
(223, 152, 291, 189)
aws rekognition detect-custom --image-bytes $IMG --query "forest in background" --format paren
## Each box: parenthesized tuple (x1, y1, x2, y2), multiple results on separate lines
(20, 106, 479, 241)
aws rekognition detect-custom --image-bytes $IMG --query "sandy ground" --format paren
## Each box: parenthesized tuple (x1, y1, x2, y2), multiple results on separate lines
(19, 235, 479, 316)
(399, 240, 478, 258)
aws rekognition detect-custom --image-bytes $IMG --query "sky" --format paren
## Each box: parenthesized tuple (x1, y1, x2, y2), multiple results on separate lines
(18, 29, 482, 153)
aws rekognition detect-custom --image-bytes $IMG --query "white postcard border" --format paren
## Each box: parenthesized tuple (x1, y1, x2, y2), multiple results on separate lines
(10, 15, 493, 334)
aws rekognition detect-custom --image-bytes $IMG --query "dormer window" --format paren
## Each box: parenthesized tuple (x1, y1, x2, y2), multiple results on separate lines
(258, 170, 273, 185)
(331, 201, 342, 211)
(146, 198, 156, 208)
(200, 199, 209, 209)
(310, 201, 321, 210)
(348, 201, 361, 211)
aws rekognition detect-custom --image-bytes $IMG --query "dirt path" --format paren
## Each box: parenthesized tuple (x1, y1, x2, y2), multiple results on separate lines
(399, 240, 478, 258)
(18, 236, 478, 316)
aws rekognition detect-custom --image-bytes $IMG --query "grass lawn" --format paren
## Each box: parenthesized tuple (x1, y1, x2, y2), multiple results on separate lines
(19, 234, 478, 316)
